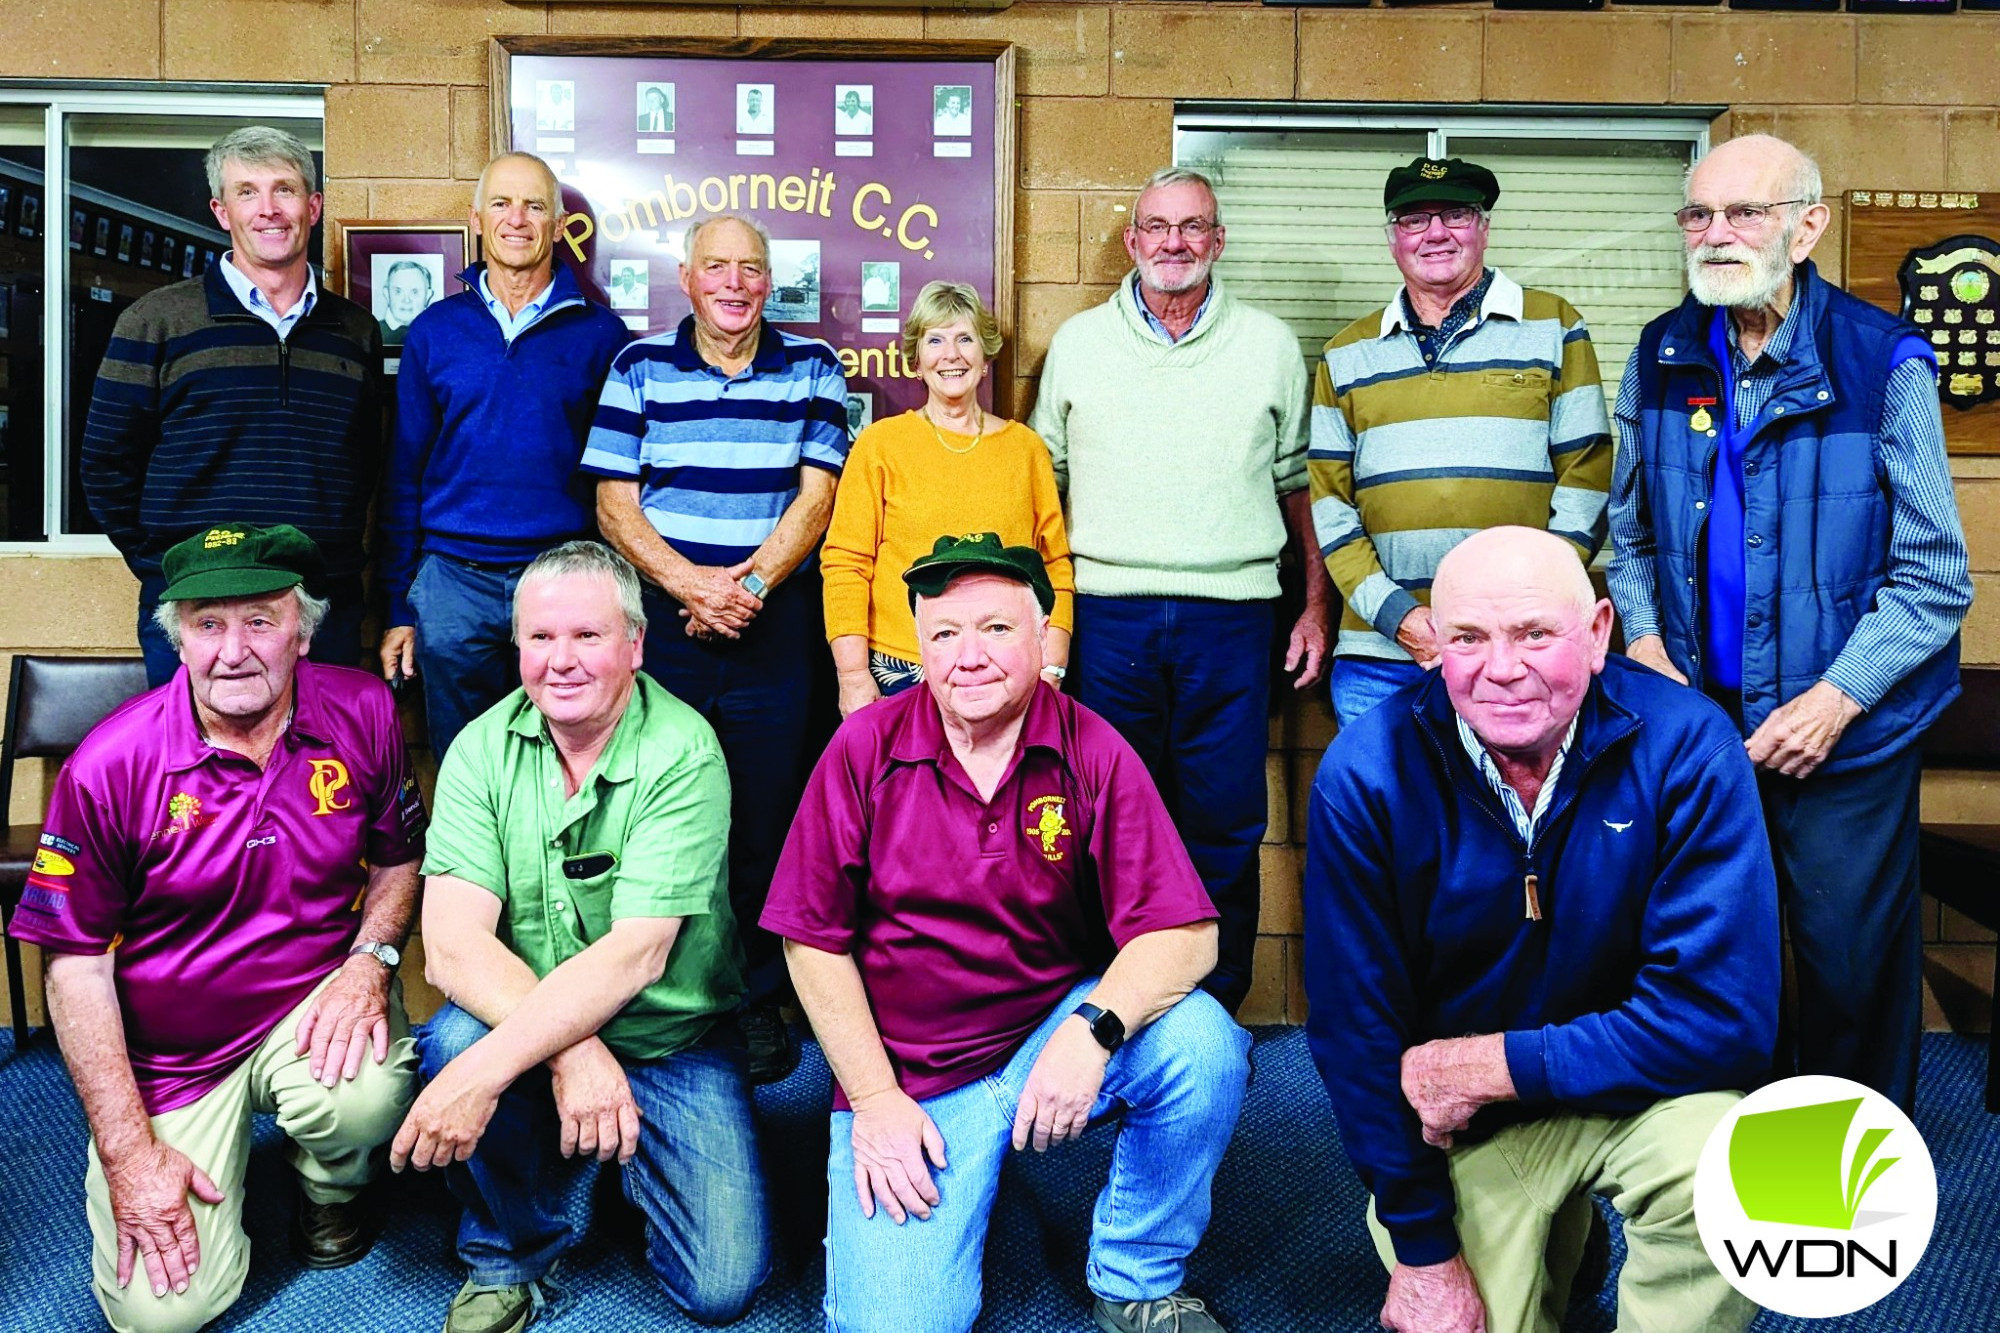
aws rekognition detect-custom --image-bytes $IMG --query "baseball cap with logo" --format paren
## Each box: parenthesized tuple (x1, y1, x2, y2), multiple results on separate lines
(158, 522, 325, 603)
(903, 532, 1056, 614)
(1383, 156, 1501, 215)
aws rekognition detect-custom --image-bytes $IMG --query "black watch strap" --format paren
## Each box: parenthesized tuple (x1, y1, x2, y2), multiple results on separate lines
(1073, 1001, 1126, 1054)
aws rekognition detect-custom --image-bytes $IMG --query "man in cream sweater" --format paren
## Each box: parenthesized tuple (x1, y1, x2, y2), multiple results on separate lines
(1030, 165, 1329, 1014)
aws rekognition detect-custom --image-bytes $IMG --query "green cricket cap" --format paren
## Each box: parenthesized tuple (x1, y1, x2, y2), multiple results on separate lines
(158, 522, 324, 603)
(903, 532, 1055, 614)
(1384, 156, 1501, 214)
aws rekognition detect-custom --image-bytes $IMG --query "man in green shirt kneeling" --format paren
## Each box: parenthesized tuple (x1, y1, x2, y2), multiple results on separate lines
(391, 540, 770, 1333)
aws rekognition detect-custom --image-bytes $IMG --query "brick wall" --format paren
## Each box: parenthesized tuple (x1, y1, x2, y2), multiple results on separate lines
(1, 1, 1995, 1030)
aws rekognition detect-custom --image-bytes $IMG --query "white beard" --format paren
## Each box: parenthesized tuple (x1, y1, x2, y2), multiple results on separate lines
(1687, 227, 1794, 310)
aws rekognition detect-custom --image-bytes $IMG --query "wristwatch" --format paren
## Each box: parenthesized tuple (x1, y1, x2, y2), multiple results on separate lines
(1073, 1001, 1126, 1054)
(740, 571, 770, 600)
(348, 941, 401, 970)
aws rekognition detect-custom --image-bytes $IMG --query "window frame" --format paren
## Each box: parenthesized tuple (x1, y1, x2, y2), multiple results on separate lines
(0, 83, 325, 553)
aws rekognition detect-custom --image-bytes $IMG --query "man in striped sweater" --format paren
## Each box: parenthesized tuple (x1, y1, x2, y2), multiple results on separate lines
(83, 126, 383, 687)
(585, 212, 849, 1086)
(1309, 156, 1613, 728)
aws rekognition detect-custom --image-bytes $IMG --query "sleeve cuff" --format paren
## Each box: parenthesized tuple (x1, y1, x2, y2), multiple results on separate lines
(1505, 1028, 1553, 1104)
(389, 594, 415, 628)
(1386, 1215, 1464, 1268)
(1819, 663, 1886, 712)
(1371, 587, 1422, 643)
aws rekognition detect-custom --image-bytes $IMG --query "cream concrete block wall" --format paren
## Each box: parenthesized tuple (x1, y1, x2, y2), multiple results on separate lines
(2, 2, 1998, 1033)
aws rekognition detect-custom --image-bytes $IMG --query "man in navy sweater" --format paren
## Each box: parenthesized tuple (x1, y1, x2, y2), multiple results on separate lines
(379, 152, 628, 755)
(1304, 526, 1776, 1333)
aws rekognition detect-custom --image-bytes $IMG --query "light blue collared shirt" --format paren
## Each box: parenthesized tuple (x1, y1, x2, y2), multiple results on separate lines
(479, 270, 556, 344)
(216, 252, 316, 341)
(1456, 712, 1579, 844)
(1130, 271, 1214, 344)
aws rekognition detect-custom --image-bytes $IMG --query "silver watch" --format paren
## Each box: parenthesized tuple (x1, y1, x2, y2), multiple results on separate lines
(741, 571, 770, 600)
(348, 941, 401, 970)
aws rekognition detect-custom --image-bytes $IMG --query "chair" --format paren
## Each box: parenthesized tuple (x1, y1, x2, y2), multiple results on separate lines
(1918, 665, 2000, 1112)
(0, 655, 150, 1047)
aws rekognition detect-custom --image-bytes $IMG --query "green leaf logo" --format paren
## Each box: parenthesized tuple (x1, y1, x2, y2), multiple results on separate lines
(1728, 1097, 1901, 1230)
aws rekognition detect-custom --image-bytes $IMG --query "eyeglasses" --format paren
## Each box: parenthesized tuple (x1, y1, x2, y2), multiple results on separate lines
(1390, 206, 1484, 235)
(1133, 217, 1217, 239)
(1674, 200, 1808, 232)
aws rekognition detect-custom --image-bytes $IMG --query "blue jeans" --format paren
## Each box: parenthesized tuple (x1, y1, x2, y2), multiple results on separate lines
(416, 1004, 772, 1321)
(1329, 655, 1428, 730)
(1069, 595, 1272, 1012)
(823, 978, 1251, 1333)
(137, 572, 365, 688)
(641, 570, 820, 1003)
(407, 553, 528, 758)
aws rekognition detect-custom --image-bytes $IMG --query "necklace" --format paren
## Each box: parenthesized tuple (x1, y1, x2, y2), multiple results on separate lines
(924, 404, 985, 454)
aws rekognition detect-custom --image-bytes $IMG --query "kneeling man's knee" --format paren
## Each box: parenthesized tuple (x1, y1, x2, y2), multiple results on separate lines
(98, 1274, 239, 1333)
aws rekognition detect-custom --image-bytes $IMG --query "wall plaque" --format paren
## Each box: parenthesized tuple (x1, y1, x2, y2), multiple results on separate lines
(1846, 189, 2000, 455)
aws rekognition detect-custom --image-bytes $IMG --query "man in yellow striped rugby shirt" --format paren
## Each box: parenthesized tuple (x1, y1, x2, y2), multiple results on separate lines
(1309, 156, 1613, 729)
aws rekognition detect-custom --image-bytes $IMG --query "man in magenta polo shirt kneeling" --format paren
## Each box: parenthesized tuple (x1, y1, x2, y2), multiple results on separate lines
(10, 523, 426, 1333)
(764, 533, 1252, 1333)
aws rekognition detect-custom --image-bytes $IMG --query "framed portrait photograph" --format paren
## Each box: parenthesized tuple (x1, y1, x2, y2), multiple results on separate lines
(338, 220, 475, 371)
(636, 82, 676, 135)
(834, 85, 874, 137)
(736, 83, 776, 137)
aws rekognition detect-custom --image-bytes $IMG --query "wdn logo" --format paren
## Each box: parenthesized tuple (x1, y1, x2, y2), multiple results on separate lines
(1694, 1076, 1937, 1318)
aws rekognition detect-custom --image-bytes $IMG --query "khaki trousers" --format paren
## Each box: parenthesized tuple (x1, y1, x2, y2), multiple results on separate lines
(1366, 1091, 1756, 1333)
(84, 975, 417, 1333)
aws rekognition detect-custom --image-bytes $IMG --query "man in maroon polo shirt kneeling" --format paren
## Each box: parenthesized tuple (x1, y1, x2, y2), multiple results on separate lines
(10, 523, 426, 1333)
(764, 533, 1252, 1333)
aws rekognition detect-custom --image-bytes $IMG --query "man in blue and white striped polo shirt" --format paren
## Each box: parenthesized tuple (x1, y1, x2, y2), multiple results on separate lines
(1609, 134, 1972, 1112)
(585, 212, 849, 1083)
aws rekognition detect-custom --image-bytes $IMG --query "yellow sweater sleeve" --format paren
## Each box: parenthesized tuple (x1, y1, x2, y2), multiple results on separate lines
(1024, 427, 1076, 633)
(820, 424, 885, 643)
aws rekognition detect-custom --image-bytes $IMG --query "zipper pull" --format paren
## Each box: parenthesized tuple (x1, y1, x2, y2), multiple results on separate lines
(1523, 873, 1543, 922)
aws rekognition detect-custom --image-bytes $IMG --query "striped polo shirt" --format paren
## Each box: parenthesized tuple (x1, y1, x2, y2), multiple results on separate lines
(582, 316, 849, 567)
(1308, 269, 1612, 661)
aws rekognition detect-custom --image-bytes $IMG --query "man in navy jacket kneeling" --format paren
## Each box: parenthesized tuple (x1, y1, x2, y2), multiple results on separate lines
(1304, 525, 1777, 1333)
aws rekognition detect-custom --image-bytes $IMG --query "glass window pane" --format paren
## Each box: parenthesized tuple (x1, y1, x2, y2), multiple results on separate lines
(1445, 135, 1693, 382)
(1180, 127, 1431, 364)
(0, 105, 48, 542)
(63, 114, 324, 538)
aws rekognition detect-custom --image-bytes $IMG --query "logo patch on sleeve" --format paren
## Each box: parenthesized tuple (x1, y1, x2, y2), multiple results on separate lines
(30, 848, 75, 876)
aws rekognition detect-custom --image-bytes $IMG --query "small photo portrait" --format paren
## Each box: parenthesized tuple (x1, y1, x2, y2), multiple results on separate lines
(607, 259, 649, 311)
(845, 392, 874, 441)
(93, 216, 110, 255)
(0, 187, 11, 230)
(140, 230, 157, 268)
(736, 83, 775, 137)
(933, 85, 973, 138)
(19, 192, 39, 237)
(182, 246, 197, 278)
(535, 80, 576, 133)
(860, 261, 900, 313)
(116, 223, 134, 263)
(766, 239, 821, 324)
(834, 85, 874, 137)
(160, 236, 177, 271)
(69, 208, 85, 251)
(371, 253, 445, 347)
(636, 82, 676, 135)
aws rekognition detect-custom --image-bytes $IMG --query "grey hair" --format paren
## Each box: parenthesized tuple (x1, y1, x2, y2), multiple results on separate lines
(1684, 135, 1824, 208)
(205, 125, 317, 199)
(511, 540, 648, 642)
(383, 259, 435, 297)
(474, 151, 563, 213)
(152, 585, 330, 652)
(1133, 166, 1221, 225)
(682, 212, 772, 269)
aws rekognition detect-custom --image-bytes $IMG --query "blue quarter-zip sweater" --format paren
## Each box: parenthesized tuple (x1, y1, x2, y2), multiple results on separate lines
(1303, 658, 1778, 1267)
(383, 263, 630, 625)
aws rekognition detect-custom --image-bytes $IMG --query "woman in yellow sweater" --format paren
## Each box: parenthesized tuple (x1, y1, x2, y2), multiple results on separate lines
(823, 280, 1074, 716)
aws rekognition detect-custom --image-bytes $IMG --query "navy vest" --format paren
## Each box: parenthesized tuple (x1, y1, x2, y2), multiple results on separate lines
(1626, 260, 1959, 774)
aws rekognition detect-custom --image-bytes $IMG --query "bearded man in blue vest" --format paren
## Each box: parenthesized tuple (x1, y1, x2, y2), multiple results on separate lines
(1607, 134, 1972, 1112)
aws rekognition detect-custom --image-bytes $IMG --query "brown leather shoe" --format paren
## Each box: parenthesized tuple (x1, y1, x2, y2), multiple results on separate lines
(291, 1192, 378, 1269)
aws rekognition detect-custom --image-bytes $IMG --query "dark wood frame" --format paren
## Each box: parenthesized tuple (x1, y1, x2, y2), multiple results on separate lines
(489, 35, 1019, 390)
(332, 219, 475, 315)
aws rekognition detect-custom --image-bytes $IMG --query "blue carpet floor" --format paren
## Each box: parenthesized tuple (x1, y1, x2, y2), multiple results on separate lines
(0, 1027, 1994, 1332)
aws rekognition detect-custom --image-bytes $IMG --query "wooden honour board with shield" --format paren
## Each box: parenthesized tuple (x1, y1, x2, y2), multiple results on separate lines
(1846, 188, 2000, 456)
